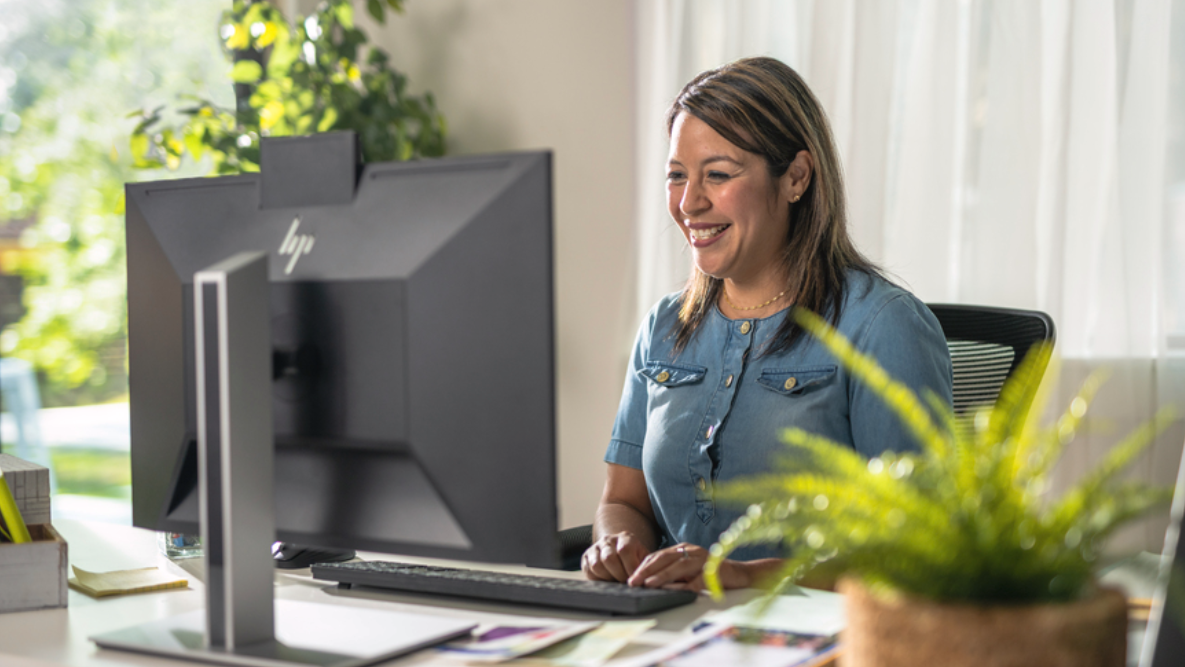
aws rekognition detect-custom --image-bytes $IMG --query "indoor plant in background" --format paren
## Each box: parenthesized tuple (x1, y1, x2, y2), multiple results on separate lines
(704, 308, 1174, 667)
(129, 0, 445, 173)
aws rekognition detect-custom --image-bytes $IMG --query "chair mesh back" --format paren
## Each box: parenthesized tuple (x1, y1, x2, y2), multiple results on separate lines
(927, 304, 1056, 417)
(947, 340, 1015, 415)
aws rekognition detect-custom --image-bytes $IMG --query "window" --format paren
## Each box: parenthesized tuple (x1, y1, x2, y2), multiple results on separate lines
(0, 0, 229, 523)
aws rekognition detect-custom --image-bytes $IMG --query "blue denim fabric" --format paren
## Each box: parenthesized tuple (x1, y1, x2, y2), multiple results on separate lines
(604, 270, 953, 560)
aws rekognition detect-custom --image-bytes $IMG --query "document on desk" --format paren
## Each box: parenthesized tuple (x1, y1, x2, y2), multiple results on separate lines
(439, 620, 601, 663)
(511, 619, 656, 667)
(612, 624, 837, 667)
(700, 587, 845, 636)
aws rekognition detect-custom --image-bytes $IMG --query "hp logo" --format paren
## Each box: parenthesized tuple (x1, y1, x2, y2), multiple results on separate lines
(279, 218, 314, 274)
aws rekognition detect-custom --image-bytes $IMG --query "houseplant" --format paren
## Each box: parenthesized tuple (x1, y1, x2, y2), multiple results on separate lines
(703, 307, 1174, 666)
(129, 0, 445, 174)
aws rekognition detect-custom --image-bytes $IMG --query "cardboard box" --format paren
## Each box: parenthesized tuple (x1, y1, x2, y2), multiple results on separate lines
(0, 524, 68, 613)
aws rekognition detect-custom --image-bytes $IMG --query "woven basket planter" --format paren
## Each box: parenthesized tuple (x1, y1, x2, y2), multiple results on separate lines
(838, 578, 1128, 667)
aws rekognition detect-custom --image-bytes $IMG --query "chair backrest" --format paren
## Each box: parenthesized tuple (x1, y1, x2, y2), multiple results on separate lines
(926, 304, 1056, 417)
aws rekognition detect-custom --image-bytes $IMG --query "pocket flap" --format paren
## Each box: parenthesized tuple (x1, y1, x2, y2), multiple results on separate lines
(639, 361, 707, 387)
(757, 366, 836, 395)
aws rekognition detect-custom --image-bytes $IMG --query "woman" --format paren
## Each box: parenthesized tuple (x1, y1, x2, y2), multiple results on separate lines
(581, 57, 953, 591)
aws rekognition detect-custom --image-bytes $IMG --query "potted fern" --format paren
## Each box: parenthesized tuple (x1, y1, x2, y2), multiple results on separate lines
(704, 308, 1174, 667)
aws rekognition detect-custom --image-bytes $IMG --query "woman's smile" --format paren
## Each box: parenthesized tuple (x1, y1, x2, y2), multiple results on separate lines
(685, 222, 730, 246)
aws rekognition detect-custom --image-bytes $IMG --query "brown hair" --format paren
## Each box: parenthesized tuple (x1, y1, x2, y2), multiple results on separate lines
(668, 56, 878, 355)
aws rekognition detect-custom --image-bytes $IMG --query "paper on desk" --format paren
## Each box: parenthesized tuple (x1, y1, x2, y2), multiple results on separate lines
(608, 624, 729, 667)
(700, 588, 845, 636)
(68, 566, 188, 598)
(610, 624, 837, 667)
(510, 619, 656, 667)
(439, 621, 601, 663)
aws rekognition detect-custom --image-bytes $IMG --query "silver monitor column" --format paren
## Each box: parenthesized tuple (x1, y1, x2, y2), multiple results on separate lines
(195, 252, 276, 649)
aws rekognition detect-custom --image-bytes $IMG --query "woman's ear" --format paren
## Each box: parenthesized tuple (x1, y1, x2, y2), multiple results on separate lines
(781, 150, 813, 202)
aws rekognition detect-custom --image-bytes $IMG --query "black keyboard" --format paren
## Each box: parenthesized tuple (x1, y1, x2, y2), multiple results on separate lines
(311, 560, 698, 615)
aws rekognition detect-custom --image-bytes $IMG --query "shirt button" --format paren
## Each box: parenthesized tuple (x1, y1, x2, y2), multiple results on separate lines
(725, 374, 734, 387)
(740, 321, 752, 335)
(705, 425, 714, 438)
(696, 478, 707, 491)
(784, 377, 798, 391)
(656, 371, 670, 383)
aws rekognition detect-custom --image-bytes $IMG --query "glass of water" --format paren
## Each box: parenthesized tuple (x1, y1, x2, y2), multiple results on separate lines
(158, 531, 202, 559)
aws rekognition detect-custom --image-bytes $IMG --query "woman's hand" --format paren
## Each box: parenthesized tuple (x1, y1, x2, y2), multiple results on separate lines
(582, 531, 652, 582)
(625, 543, 754, 591)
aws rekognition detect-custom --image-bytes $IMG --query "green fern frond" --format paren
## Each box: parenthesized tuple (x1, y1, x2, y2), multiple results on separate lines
(1078, 482, 1174, 540)
(1020, 371, 1108, 485)
(717, 436, 957, 543)
(985, 343, 1052, 454)
(1047, 407, 1176, 532)
(1009, 353, 1062, 481)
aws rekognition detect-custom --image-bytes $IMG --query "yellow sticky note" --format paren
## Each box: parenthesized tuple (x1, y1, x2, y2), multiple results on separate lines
(68, 566, 188, 598)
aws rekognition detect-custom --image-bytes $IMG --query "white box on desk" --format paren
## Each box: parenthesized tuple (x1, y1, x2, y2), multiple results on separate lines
(0, 524, 68, 613)
(0, 453, 51, 524)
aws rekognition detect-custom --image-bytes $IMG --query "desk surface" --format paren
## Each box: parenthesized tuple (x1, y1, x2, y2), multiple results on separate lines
(0, 520, 773, 666)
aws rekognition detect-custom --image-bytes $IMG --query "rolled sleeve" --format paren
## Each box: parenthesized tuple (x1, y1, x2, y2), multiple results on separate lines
(604, 439, 643, 469)
(604, 305, 659, 470)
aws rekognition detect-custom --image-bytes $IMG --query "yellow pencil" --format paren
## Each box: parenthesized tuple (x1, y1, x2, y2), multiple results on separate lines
(0, 468, 32, 544)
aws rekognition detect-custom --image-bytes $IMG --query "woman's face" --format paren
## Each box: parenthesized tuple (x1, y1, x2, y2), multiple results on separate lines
(667, 112, 794, 286)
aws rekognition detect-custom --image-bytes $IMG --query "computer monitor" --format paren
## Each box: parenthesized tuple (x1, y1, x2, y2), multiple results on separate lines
(125, 134, 559, 567)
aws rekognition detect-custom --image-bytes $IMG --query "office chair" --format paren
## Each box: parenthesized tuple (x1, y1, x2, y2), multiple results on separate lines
(554, 303, 1057, 571)
(927, 303, 1055, 417)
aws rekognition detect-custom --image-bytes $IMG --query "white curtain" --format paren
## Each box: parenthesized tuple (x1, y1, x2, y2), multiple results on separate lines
(634, 0, 1185, 553)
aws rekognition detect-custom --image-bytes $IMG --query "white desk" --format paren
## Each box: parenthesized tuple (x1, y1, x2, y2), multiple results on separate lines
(0, 520, 762, 666)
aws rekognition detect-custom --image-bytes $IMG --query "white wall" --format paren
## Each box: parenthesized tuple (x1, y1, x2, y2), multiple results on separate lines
(362, 1, 638, 529)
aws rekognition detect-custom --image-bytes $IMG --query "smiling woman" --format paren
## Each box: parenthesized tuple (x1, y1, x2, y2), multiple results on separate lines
(581, 56, 954, 591)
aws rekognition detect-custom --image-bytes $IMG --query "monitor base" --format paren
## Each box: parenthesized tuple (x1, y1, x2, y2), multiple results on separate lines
(90, 599, 476, 667)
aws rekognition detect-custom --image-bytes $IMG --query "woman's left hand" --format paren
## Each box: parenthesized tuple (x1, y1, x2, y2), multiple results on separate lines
(625, 543, 751, 591)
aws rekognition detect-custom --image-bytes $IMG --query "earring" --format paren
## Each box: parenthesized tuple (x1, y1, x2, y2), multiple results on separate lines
(791, 194, 801, 203)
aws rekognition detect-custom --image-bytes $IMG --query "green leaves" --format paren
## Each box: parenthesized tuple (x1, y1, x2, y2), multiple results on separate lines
(704, 307, 1175, 605)
(129, 0, 445, 176)
(230, 60, 263, 83)
(366, 0, 406, 23)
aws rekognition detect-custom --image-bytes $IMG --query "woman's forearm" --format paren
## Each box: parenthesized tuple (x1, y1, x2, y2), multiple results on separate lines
(593, 500, 659, 552)
(732, 558, 787, 589)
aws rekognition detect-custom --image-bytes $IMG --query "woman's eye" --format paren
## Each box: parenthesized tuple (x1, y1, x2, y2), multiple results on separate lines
(666, 171, 686, 182)
(707, 171, 731, 181)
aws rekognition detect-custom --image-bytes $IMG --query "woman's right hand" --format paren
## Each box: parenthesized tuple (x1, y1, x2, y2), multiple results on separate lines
(581, 531, 652, 582)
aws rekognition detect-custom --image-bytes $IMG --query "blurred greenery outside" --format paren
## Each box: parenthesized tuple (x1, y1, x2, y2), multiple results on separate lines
(0, 0, 445, 515)
(0, 0, 230, 407)
(0, 0, 231, 514)
(51, 448, 131, 499)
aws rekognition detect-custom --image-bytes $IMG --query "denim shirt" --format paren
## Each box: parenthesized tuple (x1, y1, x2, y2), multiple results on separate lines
(604, 270, 953, 560)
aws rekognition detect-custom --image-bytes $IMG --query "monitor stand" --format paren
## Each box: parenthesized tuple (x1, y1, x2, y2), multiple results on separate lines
(91, 252, 476, 667)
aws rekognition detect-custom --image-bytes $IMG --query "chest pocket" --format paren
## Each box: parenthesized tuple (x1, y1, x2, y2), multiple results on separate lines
(757, 366, 837, 396)
(639, 361, 707, 387)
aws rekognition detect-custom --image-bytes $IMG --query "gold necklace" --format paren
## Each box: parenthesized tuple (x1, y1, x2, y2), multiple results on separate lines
(722, 288, 788, 311)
